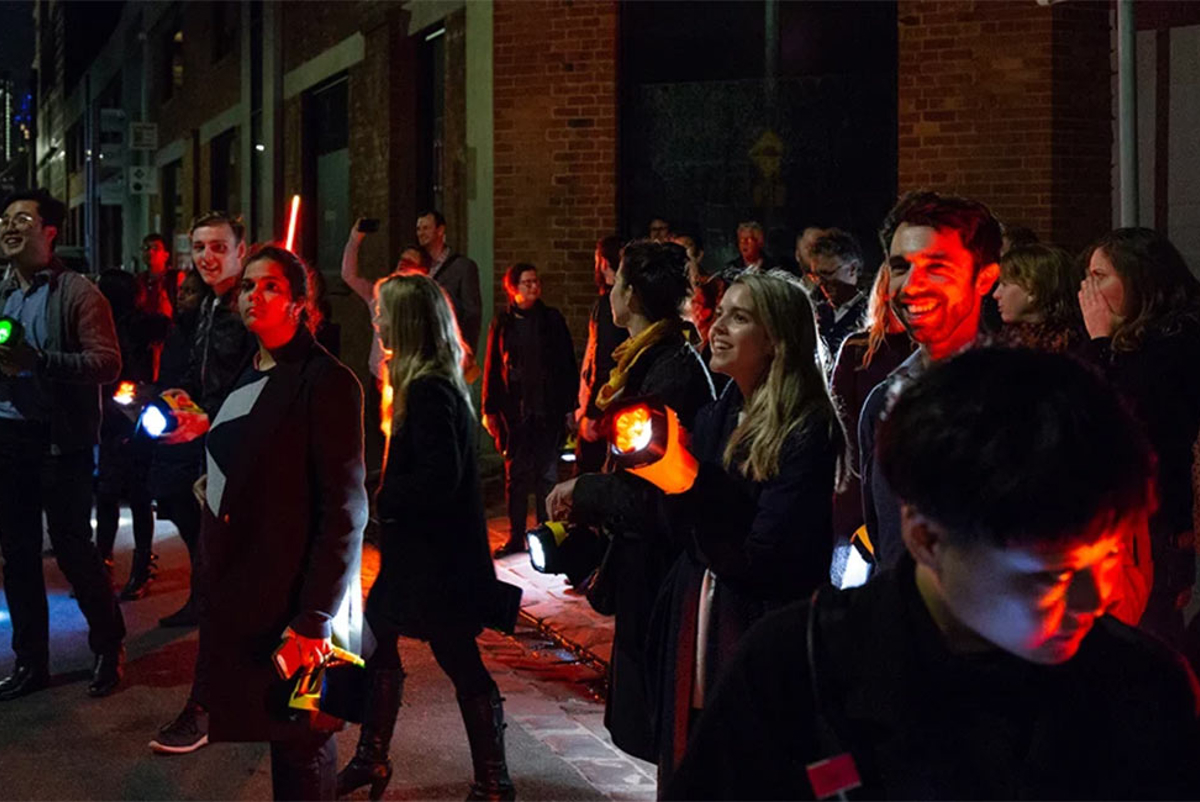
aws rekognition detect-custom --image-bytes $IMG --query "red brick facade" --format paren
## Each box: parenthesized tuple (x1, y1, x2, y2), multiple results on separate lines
(493, 0, 620, 344)
(897, 0, 1111, 251)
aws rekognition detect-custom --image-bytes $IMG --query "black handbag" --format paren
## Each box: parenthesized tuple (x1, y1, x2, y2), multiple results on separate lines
(583, 530, 619, 616)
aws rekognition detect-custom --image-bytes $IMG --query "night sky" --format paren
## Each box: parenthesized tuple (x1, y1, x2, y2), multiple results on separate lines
(0, 1, 35, 90)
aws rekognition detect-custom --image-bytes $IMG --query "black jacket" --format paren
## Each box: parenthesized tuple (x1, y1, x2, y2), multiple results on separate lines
(667, 559, 1200, 801)
(572, 330, 715, 760)
(482, 300, 577, 423)
(432, 253, 483, 351)
(189, 289, 255, 415)
(197, 329, 367, 743)
(648, 383, 838, 780)
(579, 292, 628, 420)
(368, 374, 500, 639)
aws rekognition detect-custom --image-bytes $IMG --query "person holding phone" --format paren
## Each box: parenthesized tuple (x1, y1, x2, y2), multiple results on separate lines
(197, 245, 367, 800)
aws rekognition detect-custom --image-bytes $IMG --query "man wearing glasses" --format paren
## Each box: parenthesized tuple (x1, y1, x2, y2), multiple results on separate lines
(483, 263, 578, 558)
(0, 188, 126, 701)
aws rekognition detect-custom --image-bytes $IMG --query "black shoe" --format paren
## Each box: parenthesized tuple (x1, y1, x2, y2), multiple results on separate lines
(149, 699, 210, 754)
(158, 600, 198, 628)
(337, 669, 404, 800)
(0, 663, 50, 702)
(459, 687, 516, 801)
(492, 539, 525, 559)
(87, 647, 124, 697)
(120, 551, 156, 601)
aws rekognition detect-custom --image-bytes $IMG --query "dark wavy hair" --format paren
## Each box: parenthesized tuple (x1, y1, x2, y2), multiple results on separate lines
(1082, 227, 1200, 352)
(241, 244, 321, 333)
(878, 190, 1002, 273)
(618, 239, 691, 322)
(878, 348, 1155, 548)
(190, 211, 246, 243)
(595, 235, 624, 292)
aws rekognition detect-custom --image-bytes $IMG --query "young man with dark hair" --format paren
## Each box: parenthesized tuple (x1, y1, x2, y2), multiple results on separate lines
(858, 191, 1002, 569)
(149, 210, 255, 754)
(416, 209, 482, 356)
(666, 348, 1200, 801)
(483, 263, 577, 557)
(0, 189, 127, 701)
(138, 232, 177, 319)
(808, 229, 867, 361)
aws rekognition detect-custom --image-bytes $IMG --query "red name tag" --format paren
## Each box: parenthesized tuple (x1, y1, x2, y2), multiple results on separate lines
(806, 752, 862, 799)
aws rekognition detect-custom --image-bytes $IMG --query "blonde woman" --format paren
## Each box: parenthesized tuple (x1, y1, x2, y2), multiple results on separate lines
(337, 273, 514, 801)
(648, 269, 847, 784)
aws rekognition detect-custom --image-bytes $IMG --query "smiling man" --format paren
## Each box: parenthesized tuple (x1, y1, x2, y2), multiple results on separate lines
(0, 189, 126, 701)
(857, 192, 1001, 569)
(666, 349, 1200, 801)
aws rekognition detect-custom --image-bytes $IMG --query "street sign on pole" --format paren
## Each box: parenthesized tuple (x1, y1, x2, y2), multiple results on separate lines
(129, 165, 157, 195)
(130, 122, 158, 152)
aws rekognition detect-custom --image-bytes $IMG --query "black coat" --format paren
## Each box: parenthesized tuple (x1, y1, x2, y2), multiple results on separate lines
(482, 300, 578, 424)
(648, 383, 837, 780)
(572, 330, 715, 760)
(368, 374, 500, 639)
(432, 253, 483, 350)
(198, 330, 367, 743)
(666, 559, 1200, 801)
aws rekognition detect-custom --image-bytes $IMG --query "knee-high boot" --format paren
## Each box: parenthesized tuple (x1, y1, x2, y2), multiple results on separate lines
(457, 686, 516, 801)
(336, 669, 404, 800)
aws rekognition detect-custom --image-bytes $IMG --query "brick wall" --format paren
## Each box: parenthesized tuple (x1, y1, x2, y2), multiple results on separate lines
(897, 0, 1111, 252)
(493, 0, 619, 346)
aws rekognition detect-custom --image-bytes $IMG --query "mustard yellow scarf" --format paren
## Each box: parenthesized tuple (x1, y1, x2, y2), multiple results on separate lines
(595, 319, 679, 411)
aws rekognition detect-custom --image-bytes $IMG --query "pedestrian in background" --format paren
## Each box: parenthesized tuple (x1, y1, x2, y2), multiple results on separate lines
(575, 235, 628, 473)
(992, 244, 1084, 353)
(483, 263, 577, 558)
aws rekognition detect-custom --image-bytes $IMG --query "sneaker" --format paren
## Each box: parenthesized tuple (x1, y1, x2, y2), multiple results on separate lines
(149, 700, 209, 754)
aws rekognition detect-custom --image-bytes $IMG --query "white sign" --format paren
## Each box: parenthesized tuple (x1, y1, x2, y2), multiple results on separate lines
(129, 165, 157, 195)
(130, 122, 158, 151)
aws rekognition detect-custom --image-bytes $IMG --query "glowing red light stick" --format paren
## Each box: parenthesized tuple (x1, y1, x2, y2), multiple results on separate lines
(285, 194, 301, 252)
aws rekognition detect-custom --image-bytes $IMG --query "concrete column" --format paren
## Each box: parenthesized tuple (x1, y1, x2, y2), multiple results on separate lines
(465, 0, 494, 351)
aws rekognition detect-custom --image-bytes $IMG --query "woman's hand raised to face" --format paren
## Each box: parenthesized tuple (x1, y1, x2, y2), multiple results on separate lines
(1078, 276, 1123, 340)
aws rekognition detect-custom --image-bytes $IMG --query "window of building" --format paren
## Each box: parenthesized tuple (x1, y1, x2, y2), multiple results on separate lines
(212, 2, 238, 63)
(65, 121, 82, 175)
(417, 25, 446, 214)
(210, 127, 239, 214)
(303, 74, 349, 273)
(162, 25, 184, 102)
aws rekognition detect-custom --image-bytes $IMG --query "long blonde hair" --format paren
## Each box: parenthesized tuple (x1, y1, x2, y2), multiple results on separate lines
(723, 270, 848, 488)
(861, 265, 906, 368)
(376, 272, 471, 437)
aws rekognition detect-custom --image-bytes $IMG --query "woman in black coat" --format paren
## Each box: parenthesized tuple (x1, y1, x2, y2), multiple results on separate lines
(647, 270, 845, 784)
(338, 272, 515, 802)
(1078, 228, 1200, 648)
(576, 235, 629, 472)
(548, 240, 715, 762)
(197, 246, 367, 800)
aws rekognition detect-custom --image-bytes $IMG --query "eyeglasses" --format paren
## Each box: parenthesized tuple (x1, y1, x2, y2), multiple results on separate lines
(518, 278, 541, 287)
(0, 212, 37, 231)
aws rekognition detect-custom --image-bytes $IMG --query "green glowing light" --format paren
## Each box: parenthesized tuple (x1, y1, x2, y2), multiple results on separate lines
(0, 319, 12, 345)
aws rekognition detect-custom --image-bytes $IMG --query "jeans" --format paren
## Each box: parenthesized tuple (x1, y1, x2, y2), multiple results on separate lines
(504, 417, 562, 541)
(0, 421, 125, 665)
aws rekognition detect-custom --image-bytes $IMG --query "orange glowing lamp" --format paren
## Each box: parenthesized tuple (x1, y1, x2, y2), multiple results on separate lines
(608, 398, 698, 494)
(285, 194, 301, 252)
(112, 381, 138, 406)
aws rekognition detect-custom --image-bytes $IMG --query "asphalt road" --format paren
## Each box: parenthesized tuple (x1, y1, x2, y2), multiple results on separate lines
(0, 515, 656, 801)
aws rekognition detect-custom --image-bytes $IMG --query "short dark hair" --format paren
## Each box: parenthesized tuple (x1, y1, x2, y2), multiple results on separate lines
(878, 348, 1154, 549)
(671, 221, 705, 253)
(399, 244, 430, 270)
(619, 239, 692, 322)
(3, 188, 67, 242)
(879, 190, 1002, 272)
(418, 210, 446, 228)
(811, 229, 863, 271)
(190, 211, 246, 243)
(504, 262, 537, 299)
(142, 232, 168, 249)
(1001, 224, 1039, 249)
(595, 235, 624, 291)
(242, 243, 321, 333)
(1083, 227, 1200, 352)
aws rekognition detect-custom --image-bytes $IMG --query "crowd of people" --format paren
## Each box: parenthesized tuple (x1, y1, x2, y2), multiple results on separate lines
(0, 182, 1199, 801)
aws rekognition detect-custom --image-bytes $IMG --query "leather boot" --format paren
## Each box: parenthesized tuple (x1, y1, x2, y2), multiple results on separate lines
(458, 687, 516, 801)
(336, 669, 404, 800)
(120, 549, 156, 601)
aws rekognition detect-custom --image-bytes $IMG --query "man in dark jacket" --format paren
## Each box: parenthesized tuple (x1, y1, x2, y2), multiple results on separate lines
(0, 189, 126, 700)
(859, 192, 1000, 570)
(667, 348, 1200, 801)
(419, 210, 482, 357)
(484, 263, 577, 557)
(808, 229, 868, 363)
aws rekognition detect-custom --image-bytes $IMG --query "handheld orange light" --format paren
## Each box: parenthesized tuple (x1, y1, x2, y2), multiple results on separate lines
(608, 398, 698, 494)
(113, 381, 138, 406)
(285, 194, 301, 252)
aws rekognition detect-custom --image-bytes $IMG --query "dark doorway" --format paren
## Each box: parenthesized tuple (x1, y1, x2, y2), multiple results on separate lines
(303, 73, 350, 274)
(620, 1, 898, 273)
